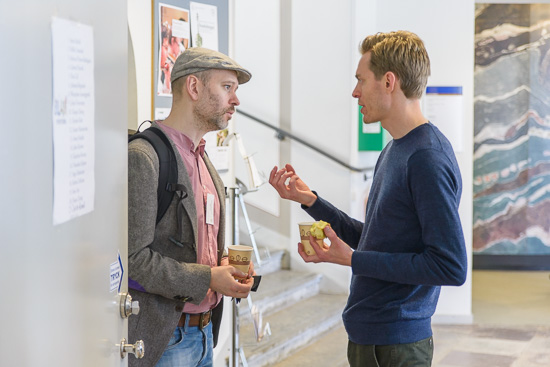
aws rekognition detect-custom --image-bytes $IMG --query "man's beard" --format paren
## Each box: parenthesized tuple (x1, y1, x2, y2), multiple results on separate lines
(193, 90, 234, 132)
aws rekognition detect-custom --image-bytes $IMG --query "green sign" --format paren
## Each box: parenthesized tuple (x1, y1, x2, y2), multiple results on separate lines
(358, 106, 384, 151)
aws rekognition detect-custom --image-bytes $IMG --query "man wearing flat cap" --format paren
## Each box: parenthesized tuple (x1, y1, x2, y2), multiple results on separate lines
(128, 48, 254, 367)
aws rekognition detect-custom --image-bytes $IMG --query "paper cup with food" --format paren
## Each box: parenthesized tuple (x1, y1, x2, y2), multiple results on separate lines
(298, 220, 329, 255)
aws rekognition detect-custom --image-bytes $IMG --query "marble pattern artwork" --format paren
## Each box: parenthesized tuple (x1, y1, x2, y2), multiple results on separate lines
(473, 4, 550, 256)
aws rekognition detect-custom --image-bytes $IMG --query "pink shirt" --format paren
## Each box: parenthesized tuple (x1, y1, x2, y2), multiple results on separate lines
(158, 122, 222, 314)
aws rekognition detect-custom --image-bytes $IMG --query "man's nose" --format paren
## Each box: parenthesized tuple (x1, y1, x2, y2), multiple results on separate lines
(231, 93, 240, 106)
(352, 85, 360, 98)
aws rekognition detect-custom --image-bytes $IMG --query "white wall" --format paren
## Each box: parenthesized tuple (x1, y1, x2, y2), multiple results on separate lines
(128, 0, 152, 129)
(233, 0, 281, 217)
(286, 0, 356, 292)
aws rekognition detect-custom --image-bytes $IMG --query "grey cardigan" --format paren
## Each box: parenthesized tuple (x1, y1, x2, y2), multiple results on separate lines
(128, 122, 226, 366)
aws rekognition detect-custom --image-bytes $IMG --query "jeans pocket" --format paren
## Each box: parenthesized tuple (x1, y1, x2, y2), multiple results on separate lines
(165, 327, 185, 350)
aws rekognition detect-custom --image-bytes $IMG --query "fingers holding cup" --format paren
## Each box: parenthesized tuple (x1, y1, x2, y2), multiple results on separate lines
(228, 245, 253, 280)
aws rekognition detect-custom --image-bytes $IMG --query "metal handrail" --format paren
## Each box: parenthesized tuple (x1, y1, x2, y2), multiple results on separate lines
(236, 110, 374, 173)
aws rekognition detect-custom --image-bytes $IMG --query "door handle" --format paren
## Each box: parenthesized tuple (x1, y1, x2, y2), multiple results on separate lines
(119, 292, 140, 318)
(118, 338, 144, 359)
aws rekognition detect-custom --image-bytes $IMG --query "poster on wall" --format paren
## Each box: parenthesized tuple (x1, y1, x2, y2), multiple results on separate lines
(424, 86, 463, 153)
(157, 3, 190, 96)
(51, 17, 95, 225)
(190, 2, 219, 50)
(473, 4, 550, 268)
(204, 129, 230, 171)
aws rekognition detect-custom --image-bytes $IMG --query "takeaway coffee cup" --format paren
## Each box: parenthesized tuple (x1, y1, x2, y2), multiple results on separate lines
(298, 222, 324, 256)
(228, 245, 253, 279)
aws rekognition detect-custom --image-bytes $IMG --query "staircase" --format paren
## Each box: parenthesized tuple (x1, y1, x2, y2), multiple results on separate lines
(235, 249, 349, 367)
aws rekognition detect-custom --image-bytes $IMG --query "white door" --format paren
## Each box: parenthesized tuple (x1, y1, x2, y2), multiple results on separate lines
(0, 1, 136, 366)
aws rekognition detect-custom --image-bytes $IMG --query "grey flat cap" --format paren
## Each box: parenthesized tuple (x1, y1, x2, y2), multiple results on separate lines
(171, 47, 252, 84)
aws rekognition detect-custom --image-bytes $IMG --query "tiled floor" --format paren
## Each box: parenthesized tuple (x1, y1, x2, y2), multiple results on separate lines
(432, 324, 550, 366)
(431, 271, 550, 367)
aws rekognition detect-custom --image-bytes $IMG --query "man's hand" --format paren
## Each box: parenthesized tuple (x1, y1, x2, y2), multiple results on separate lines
(210, 266, 253, 298)
(298, 225, 353, 267)
(247, 261, 256, 279)
(222, 255, 255, 283)
(269, 164, 317, 207)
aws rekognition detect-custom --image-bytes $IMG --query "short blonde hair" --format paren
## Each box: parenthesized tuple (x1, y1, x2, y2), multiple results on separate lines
(360, 31, 430, 99)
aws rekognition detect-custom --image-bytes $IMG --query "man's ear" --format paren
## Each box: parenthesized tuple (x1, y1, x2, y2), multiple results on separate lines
(385, 72, 397, 93)
(186, 75, 201, 101)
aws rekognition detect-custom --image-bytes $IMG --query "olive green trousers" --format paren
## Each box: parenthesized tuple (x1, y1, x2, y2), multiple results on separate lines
(347, 336, 433, 367)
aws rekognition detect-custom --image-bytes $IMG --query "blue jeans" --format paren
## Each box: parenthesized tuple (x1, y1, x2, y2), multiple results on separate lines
(155, 315, 213, 367)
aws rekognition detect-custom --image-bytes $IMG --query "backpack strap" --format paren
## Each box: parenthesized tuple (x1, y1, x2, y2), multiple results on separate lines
(129, 126, 178, 225)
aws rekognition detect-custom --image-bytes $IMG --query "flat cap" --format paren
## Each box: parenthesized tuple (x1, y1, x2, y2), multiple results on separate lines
(171, 47, 252, 84)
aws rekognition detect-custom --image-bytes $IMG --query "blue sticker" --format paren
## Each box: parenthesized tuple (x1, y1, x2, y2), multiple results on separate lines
(110, 252, 124, 293)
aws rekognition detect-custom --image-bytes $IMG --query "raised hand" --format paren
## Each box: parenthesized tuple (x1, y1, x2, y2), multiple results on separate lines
(269, 163, 317, 207)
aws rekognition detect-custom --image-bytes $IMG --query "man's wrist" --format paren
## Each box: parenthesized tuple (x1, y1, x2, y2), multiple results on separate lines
(346, 251, 353, 267)
(302, 192, 318, 207)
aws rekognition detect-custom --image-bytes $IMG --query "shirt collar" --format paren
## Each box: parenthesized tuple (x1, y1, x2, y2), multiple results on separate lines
(158, 121, 206, 157)
(196, 139, 206, 157)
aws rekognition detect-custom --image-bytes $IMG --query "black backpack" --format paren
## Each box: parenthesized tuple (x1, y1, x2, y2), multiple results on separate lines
(129, 123, 182, 225)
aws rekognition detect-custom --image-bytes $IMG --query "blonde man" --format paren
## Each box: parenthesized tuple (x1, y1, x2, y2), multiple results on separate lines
(270, 31, 467, 367)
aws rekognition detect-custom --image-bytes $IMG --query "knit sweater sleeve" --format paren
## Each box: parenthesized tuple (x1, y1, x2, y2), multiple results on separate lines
(351, 148, 467, 286)
(303, 193, 364, 249)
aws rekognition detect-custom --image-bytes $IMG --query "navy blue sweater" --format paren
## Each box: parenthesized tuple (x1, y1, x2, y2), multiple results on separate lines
(305, 123, 467, 345)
